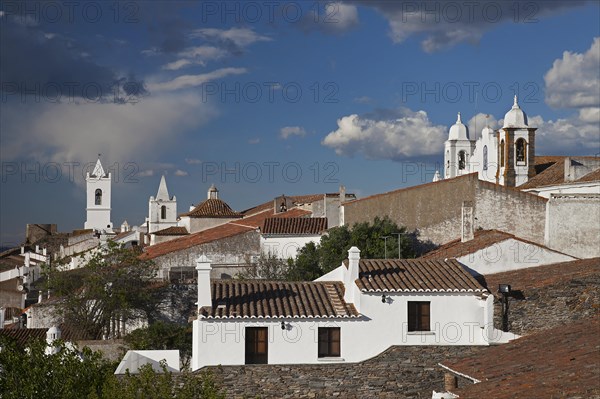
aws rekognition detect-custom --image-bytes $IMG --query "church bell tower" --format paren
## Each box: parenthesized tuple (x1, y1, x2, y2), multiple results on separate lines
(84, 156, 113, 232)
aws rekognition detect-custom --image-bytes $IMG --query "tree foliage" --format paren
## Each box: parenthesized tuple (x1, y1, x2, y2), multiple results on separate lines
(45, 242, 159, 339)
(0, 336, 224, 399)
(289, 217, 427, 280)
(238, 252, 290, 280)
(124, 322, 193, 367)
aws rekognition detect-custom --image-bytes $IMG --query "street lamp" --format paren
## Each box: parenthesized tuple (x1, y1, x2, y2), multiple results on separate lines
(381, 236, 391, 259)
(498, 284, 512, 332)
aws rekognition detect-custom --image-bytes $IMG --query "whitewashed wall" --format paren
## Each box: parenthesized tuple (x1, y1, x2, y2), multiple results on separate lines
(192, 292, 494, 370)
(454, 238, 575, 276)
(260, 235, 321, 260)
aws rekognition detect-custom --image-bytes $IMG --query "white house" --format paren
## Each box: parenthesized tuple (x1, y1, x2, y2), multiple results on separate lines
(420, 229, 577, 277)
(260, 217, 327, 260)
(179, 185, 243, 234)
(191, 248, 507, 371)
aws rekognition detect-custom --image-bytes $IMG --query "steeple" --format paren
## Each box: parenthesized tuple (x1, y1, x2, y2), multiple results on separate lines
(156, 175, 170, 201)
(207, 184, 219, 200)
(91, 155, 106, 177)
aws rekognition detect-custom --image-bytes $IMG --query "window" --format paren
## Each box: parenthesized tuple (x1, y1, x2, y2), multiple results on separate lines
(483, 145, 488, 171)
(408, 301, 430, 332)
(160, 205, 167, 220)
(500, 140, 505, 167)
(515, 138, 527, 164)
(95, 189, 102, 205)
(458, 151, 466, 170)
(245, 327, 268, 364)
(318, 327, 340, 358)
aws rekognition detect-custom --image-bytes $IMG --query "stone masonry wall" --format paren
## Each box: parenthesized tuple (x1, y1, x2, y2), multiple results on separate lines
(474, 180, 547, 245)
(154, 230, 261, 279)
(204, 346, 487, 399)
(344, 174, 477, 245)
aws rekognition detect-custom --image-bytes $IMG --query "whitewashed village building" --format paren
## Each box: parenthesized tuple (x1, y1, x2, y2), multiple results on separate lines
(147, 175, 178, 234)
(260, 217, 327, 260)
(191, 248, 504, 370)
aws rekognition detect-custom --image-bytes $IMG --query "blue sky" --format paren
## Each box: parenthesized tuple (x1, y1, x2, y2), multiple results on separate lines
(1, 1, 599, 246)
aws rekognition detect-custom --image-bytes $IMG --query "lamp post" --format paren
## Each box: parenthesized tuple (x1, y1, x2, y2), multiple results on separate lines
(498, 284, 511, 332)
(381, 236, 391, 259)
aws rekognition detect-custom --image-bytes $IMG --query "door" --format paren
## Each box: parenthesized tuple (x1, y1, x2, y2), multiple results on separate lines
(245, 327, 268, 364)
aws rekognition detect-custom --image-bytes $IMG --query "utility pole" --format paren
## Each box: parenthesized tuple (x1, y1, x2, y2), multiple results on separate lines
(381, 236, 391, 259)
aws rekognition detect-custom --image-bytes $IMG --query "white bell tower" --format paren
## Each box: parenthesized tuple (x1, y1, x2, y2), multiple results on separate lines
(148, 175, 178, 233)
(444, 112, 475, 179)
(84, 156, 113, 232)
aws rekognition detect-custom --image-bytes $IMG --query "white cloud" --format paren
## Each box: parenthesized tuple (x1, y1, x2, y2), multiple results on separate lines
(147, 67, 247, 92)
(162, 46, 229, 70)
(190, 27, 272, 48)
(321, 108, 446, 160)
(185, 158, 202, 164)
(0, 93, 216, 184)
(138, 170, 154, 177)
(354, 96, 373, 104)
(248, 138, 261, 145)
(280, 126, 307, 139)
(304, 3, 359, 33)
(527, 114, 600, 155)
(174, 169, 188, 176)
(544, 37, 600, 109)
(466, 113, 499, 140)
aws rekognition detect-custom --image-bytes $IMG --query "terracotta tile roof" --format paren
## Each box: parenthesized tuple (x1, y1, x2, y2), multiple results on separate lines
(262, 217, 327, 235)
(153, 226, 189, 236)
(442, 316, 600, 398)
(519, 156, 600, 189)
(482, 257, 599, 292)
(419, 229, 572, 260)
(141, 208, 311, 260)
(181, 198, 243, 218)
(577, 167, 600, 182)
(355, 258, 486, 293)
(0, 324, 91, 346)
(200, 280, 359, 319)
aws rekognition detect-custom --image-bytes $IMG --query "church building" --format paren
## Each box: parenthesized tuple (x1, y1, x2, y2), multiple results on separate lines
(443, 96, 537, 187)
(84, 157, 113, 232)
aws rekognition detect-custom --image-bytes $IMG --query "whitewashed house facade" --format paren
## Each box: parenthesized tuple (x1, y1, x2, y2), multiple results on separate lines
(260, 217, 327, 260)
(191, 248, 502, 370)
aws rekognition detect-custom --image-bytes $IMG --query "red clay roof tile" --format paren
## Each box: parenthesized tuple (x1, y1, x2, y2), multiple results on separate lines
(262, 217, 327, 235)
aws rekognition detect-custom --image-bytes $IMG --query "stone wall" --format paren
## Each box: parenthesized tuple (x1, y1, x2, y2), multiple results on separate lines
(545, 194, 600, 258)
(204, 346, 487, 399)
(154, 230, 261, 279)
(344, 174, 477, 244)
(342, 175, 548, 245)
(474, 180, 547, 245)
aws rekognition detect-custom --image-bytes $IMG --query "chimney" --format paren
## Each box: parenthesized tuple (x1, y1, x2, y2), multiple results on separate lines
(196, 255, 212, 311)
(339, 185, 347, 227)
(461, 201, 474, 242)
(444, 372, 458, 391)
(344, 247, 361, 304)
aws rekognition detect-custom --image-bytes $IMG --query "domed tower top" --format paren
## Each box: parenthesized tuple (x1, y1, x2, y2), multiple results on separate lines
(448, 112, 470, 140)
(503, 95, 528, 128)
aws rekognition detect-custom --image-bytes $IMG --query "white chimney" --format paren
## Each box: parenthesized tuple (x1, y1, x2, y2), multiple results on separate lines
(344, 247, 361, 304)
(196, 255, 212, 311)
(461, 201, 474, 243)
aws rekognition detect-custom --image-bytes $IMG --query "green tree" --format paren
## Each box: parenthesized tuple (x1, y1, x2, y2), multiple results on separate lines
(238, 252, 289, 280)
(0, 336, 224, 399)
(290, 217, 421, 280)
(125, 322, 193, 367)
(45, 242, 159, 339)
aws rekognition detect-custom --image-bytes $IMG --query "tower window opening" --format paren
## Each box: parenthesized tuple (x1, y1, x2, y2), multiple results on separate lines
(483, 145, 488, 171)
(95, 189, 102, 205)
(516, 138, 527, 164)
(161, 205, 167, 220)
(458, 151, 466, 170)
(500, 140, 505, 167)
